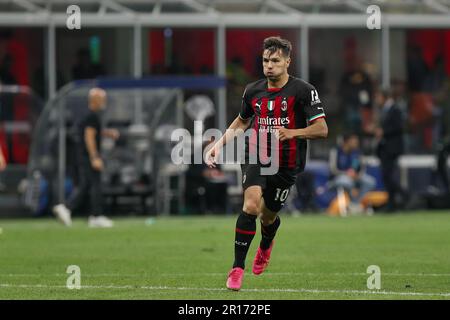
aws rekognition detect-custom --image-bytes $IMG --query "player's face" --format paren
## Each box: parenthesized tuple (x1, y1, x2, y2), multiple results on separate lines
(263, 49, 290, 81)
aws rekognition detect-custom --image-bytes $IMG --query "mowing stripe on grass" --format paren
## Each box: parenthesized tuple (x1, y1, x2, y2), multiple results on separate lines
(1, 283, 449, 298)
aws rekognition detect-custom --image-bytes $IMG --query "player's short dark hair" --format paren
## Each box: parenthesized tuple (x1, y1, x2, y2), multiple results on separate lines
(263, 36, 292, 58)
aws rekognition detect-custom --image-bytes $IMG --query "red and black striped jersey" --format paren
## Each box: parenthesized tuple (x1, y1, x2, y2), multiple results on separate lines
(238, 75, 326, 173)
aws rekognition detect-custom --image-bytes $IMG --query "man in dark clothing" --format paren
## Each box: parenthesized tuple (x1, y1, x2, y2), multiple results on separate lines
(432, 79, 450, 193)
(0, 54, 17, 163)
(185, 143, 228, 214)
(294, 171, 318, 212)
(406, 46, 429, 92)
(0, 145, 6, 171)
(375, 89, 408, 212)
(435, 131, 450, 193)
(339, 65, 373, 135)
(53, 88, 119, 227)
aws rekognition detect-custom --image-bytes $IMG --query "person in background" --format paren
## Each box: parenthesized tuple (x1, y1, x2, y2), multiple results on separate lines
(434, 122, 450, 194)
(52, 88, 119, 227)
(406, 45, 428, 92)
(294, 171, 319, 213)
(0, 143, 7, 192)
(431, 78, 450, 193)
(0, 146, 6, 171)
(374, 89, 409, 212)
(339, 59, 373, 135)
(185, 140, 228, 214)
(0, 54, 17, 163)
(329, 133, 376, 213)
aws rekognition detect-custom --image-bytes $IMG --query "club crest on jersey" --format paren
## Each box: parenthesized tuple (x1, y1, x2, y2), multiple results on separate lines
(281, 98, 288, 111)
(267, 100, 275, 111)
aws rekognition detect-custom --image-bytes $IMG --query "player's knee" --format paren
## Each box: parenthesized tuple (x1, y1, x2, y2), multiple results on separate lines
(243, 200, 260, 215)
(260, 213, 277, 225)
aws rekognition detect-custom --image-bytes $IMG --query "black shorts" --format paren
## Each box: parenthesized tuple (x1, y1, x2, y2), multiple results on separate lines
(241, 164, 297, 213)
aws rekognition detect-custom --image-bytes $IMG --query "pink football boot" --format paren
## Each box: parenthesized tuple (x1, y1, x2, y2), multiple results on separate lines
(226, 267, 244, 291)
(252, 241, 274, 275)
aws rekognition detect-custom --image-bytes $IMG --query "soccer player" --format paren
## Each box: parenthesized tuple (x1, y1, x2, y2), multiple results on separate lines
(53, 88, 119, 228)
(205, 36, 328, 291)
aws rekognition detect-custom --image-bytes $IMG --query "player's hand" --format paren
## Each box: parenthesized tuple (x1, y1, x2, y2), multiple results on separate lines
(273, 126, 295, 141)
(91, 157, 104, 171)
(205, 145, 220, 168)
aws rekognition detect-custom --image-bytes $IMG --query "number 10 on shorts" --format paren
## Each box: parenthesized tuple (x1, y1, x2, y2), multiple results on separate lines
(274, 188, 289, 202)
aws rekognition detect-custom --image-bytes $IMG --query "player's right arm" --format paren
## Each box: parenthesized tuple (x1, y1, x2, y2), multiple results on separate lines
(205, 116, 251, 168)
(205, 86, 254, 168)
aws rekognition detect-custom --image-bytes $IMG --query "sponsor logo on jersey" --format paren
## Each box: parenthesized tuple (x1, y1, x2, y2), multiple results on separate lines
(255, 100, 262, 111)
(258, 116, 290, 133)
(258, 116, 290, 126)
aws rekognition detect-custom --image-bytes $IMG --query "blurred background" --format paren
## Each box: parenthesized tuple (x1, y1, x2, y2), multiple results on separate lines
(0, 0, 449, 218)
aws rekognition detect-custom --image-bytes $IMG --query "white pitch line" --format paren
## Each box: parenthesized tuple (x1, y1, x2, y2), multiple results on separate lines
(0, 283, 449, 297)
(2, 272, 450, 277)
(158, 272, 450, 277)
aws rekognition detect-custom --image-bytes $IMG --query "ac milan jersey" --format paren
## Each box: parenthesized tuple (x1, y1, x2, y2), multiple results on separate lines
(238, 75, 326, 173)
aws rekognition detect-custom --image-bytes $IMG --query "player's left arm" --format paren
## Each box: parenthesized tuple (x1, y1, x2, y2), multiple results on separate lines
(275, 118, 328, 141)
(295, 118, 328, 140)
(275, 84, 328, 141)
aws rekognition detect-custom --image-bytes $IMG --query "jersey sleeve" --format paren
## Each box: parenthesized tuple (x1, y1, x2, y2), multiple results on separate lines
(238, 86, 254, 120)
(302, 84, 326, 122)
(84, 113, 100, 131)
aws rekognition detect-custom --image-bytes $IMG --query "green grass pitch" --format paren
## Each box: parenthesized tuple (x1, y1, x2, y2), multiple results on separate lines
(1, 211, 450, 299)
